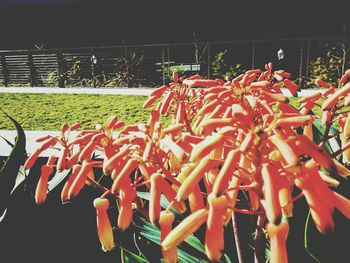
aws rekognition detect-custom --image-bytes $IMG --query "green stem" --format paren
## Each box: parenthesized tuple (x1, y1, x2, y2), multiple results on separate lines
(304, 210, 321, 263)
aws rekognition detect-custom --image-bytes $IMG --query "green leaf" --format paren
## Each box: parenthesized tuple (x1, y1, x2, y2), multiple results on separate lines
(133, 216, 232, 263)
(136, 191, 180, 215)
(184, 233, 206, 255)
(47, 169, 71, 193)
(0, 110, 26, 219)
(312, 119, 340, 156)
(134, 217, 209, 263)
(10, 165, 25, 195)
(223, 253, 233, 263)
(304, 210, 321, 263)
(123, 248, 148, 263)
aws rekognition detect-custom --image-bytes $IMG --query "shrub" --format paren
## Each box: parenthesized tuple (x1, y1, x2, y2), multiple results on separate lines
(6, 64, 350, 262)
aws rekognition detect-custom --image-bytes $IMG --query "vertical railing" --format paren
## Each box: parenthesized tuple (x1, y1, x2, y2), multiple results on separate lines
(298, 40, 304, 86)
(251, 41, 255, 69)
(56, 49, 65, 88)
(0, 37, 348, 87)
(28, 52, 37, 87)
(162, 45, 165, 84)
(1, 54, 9, 87)
(305, 39, 310, 80)
(207, 42, 211, 78)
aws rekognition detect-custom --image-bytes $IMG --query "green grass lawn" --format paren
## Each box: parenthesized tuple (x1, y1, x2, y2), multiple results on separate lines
(0, 93, 153, 130)
(0, 93, 326, 131)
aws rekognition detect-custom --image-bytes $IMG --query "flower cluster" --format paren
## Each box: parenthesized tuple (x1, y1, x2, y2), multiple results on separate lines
(24, 66, 350, 262)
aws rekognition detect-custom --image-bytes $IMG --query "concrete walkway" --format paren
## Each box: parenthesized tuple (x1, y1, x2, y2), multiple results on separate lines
(0, 131, 77, 157)
(0, 87, 153, 96)
(0, 86, 325, 97)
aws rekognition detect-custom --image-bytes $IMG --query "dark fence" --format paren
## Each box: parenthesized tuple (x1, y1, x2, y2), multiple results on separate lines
(0, 37, 349, 88)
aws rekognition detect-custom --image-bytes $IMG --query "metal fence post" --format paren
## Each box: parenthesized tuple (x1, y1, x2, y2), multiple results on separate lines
(207, 42, 211, 78)
(57, 49, 65, 88)
(28, 52, 37, 87)
(298, 40, 304, 86)
(1, 55, 9, 87)
(167, 44, 170, 76)
(162, 45, 165, 84)
(252, 41, 255, 69)
(305, 39, 310, 79)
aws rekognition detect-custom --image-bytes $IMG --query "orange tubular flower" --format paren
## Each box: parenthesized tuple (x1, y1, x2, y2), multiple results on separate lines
(294, 135, 334, 171)
(61, 164, 82, 203)
(296, 162, 335, 234)
(321, 82, 350, 110)
(205, 193, 228, 262)
(149, 173, 162, 224)
(267, 221, 289, 263)
(106, 115, 117, 129)
(57, 147, 69, 173)
(277, 115, 312, 129)
(150, 173, 186, 224)
(66, 148, 82, 169)
(69, 122, 81, 131)
(40, 137, 57, 151)
(190, 133, 225, 163)
(67, 161, 95, 199)
(35, 165, 54, 205)
(315, 79, 330, 88)
(261, 164, 282, 224)
(278, 176, 293, 217)
(93, 198, 115, 252)
(197, 99, 220, 116)
(212, 149, 240, 196)
(103, 147, 131, 175)
(118, 186, 136, 231)
(175, 101, 185, 124)
(78, 141, 96, 162)
(24, 148, 42, 170)
(299, 91, 322, 103)
(239, 132, 255, 152)
(160, 92, 175, 115)
(339, 69, 350, 84)
(223, 176, 241, 225)
(111, 158, 138, 193)
(176, 157, 220, 201)
(260, 90, 288, 103)
(143, 95, 161, 109)
(200, 118, 234, 131)
(162, 124, 186, 138)
(283, 79, 299, 96)
(250, 80, 270, 89)
(270, 133, 298, 166)
(303, 121, 313, 141)
(188, 184, 205, 213)
(162, 209, 209, 251)
(150, 85, 168, 97)
(159, 211, 177, 263)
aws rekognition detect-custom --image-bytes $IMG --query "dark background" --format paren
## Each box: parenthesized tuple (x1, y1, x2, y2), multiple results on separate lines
(0, 0, 349, 49)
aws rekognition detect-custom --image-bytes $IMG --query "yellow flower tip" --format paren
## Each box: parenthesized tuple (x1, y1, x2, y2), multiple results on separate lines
(162, 209, 209, 251)
(93, 197, 109, 210)
(159, 211, 175, 226)
(267, 221, 289, 263)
